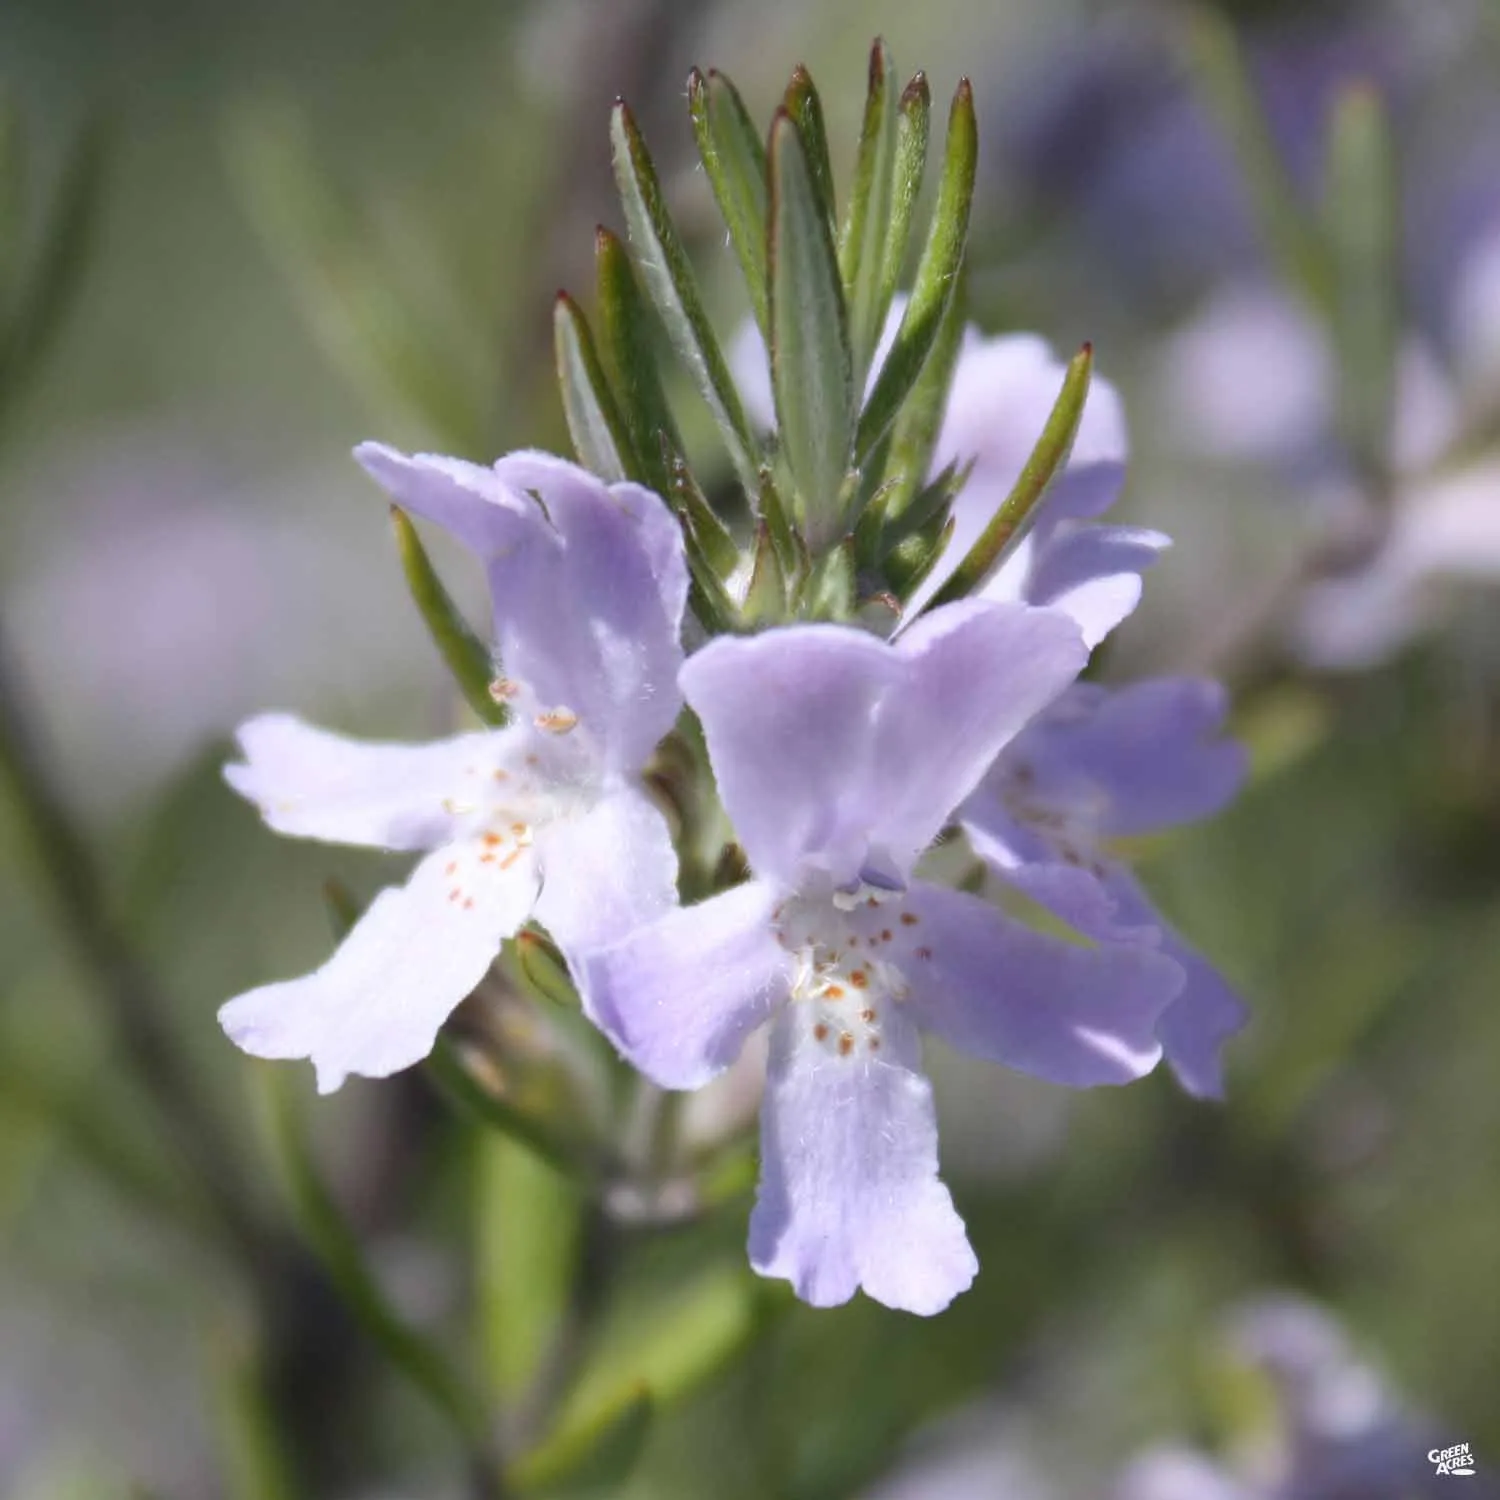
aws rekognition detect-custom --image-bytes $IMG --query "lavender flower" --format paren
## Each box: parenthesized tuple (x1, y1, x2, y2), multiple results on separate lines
(733, 309, 1167, 646)
(1115, 1296, 1486, 1500)
(585, 602, 1184, 1313)
(1154, 281, 1457, 478)
(219, 448, 686, 1092)
(1153, 260, 1500, 667)
(960, 677, 1249, 1098)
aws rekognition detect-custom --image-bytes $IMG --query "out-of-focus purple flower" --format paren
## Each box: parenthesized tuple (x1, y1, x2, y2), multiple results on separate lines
(1155, 218, 1500, 669)
(1117, 1295, 1492, 1500)
(219, 449, 686, 1092)
(991, 8, 1464, 308)
(960, 677, 1249, 1098)
(731, 307, 1166, 647)
(1297, 458, 1500, 667)
(1155, 282, 1459, 477)
(585, 602, 1185, 1313)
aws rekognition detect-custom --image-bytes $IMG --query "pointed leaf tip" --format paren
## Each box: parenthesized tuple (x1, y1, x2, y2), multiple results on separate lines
(781, 63, 837, 230)
(924, 342, 1094, 612)
(610, 94, 761, 492)
(854, 72, 976, 465)
(553, 289, 638, 485)
(688, 62, 769, 335)
(841, 37, 901, 382)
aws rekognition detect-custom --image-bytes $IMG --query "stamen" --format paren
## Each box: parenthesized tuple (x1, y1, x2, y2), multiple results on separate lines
(535, 707, 579, 735)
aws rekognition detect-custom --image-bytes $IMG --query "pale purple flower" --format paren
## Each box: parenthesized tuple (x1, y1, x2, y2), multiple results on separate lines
(960, 677, 1249, 1098)
(1116, 1296, 1480, 1500)
(584, 601, 1184, 1314)
(219, 449, 686, 1092)
(1297, 458, 1500, 668)
(993, 9, 1464, 309)
(1154, 281, 1459, 477)
(1154, 261, 1500, 668)
(731, 309, 1166, 648)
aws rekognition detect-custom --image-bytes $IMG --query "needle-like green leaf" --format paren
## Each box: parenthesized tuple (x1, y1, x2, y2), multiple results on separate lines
(1182, 9, 1330, 312)
(876, 265, 967, 519)
(757, 468, 803, 582)
(768, 109, 854, 552)
(923, 344, 1093, 612)
(668, 459, 743, 633)
(666, 454, 740, 579)
(610, 100, 761, 492)
(855, 79, 976, 464)
(390, 507, 506, 726)
(554, 290, 637, 485)
(839, 39, 900, 380)
(1324, 83, 1398, 488)
(595, 226, 684, 497)
(782, 65, 837, 231)
(878, 74, 932, 324)
(688, 68, 769, 335)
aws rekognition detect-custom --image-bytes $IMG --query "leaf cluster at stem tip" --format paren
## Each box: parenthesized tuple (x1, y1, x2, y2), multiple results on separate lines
(394, 39, 1100, 720)
(538, 38, 1087, 635)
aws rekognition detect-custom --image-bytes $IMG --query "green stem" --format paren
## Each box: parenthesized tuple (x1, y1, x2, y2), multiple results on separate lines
(515, 1197, 623, 1452)
(0, 632, 266, 1262)
(259, 1066, 508, 1495)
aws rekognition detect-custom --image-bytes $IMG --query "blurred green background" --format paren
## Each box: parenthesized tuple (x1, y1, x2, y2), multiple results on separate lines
(2, 0, 1498, 1496)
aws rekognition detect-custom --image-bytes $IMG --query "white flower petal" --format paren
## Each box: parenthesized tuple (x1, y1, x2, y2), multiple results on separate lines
(220, 839, 538, 1092)
(226, 714, 504, 852)
(749, 1000, 977, 1315)
(532, 783, 680, 968)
